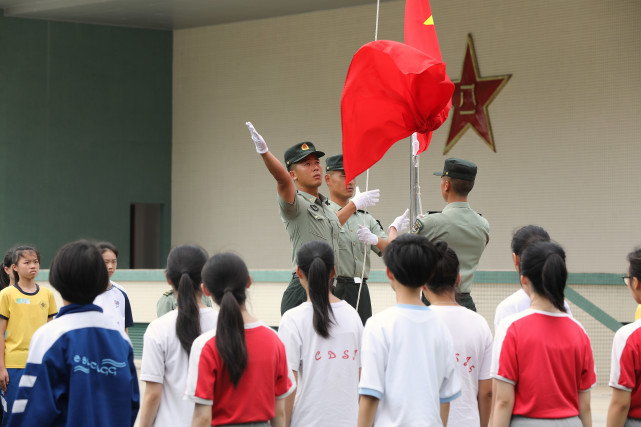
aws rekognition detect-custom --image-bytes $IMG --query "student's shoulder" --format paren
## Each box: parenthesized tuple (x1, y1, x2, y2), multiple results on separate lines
(614, 320, 641, 349)
(26, 320, 63, 362)
(279, 303, 309, 328)
(251, 322, 286, 349)
(0, 285, 15, 297)
(460, 308, 493, 335)
(191, 328, 217, 354)
(332, 300, 364, 328)
(38, 285, 55, 297)
(110, 281, 129, 295)
(146, 309, 178, 332)
(31, 310, 124, 361)
(366, 305, 421, 328)
(254, 321, 281, 338)
(496, 289, 529, 311)
(333, 299, 361, 316)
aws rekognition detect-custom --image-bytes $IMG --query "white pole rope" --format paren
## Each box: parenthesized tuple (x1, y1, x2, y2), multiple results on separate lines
(355, 0, 380, 312)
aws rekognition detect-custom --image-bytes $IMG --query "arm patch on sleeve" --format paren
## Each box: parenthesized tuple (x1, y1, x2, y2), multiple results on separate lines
(411, 219, 423, 234)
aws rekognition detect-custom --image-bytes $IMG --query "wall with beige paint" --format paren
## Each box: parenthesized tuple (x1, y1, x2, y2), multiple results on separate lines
(172, 0, 641, 278)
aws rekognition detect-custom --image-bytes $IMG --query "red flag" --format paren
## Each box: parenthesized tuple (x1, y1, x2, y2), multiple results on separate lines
(341, 0, 453, 182)
(405, 0, 450, 154)
(405, 0, 443, 61)
(341, 40, 453, 183)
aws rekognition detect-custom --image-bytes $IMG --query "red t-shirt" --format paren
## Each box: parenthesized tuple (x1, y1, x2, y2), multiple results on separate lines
(492, 310, 596, 419)
(610, 320, 641, 418)
(189, 323, 294, 425)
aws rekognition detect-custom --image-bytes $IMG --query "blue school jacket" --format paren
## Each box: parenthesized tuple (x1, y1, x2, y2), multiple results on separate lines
(8, 304, 139, 426)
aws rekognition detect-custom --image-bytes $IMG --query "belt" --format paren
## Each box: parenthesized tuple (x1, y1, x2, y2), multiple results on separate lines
(336, 276, 368, 283)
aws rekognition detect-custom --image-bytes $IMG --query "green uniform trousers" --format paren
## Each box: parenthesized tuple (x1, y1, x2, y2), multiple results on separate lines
(281, 274, 307, 315)
(334, 277, 372, 325)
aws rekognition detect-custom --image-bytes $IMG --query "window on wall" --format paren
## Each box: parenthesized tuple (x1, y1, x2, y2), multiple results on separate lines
(130, 203, 162, 268)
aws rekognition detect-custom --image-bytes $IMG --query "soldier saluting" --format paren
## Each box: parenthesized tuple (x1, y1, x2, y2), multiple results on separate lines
(246, 123, 380, 314)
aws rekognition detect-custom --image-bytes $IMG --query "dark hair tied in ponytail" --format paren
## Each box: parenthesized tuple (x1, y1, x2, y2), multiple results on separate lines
(0, 250, 13, 290)
(296, 241, 335, 338)
(520, 241, 567, 312)
(202, 253, 250, 387)
(166, 245, 209, 353)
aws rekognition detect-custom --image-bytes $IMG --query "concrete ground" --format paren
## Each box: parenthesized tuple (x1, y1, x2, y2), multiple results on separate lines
(592, 385, 612, 426)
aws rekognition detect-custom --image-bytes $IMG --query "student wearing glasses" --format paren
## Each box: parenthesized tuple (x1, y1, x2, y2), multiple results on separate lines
(608, 248, 641, 427)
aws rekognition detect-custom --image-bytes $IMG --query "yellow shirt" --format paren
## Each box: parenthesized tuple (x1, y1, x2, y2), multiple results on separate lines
(635, 305, 641, 321)
(0, 284, 58, 368)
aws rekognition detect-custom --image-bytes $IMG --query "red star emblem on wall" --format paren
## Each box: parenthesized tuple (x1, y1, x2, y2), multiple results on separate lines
(444, 34, 511, 154)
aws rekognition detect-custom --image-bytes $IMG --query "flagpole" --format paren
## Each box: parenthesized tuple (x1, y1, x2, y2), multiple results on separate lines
(409, 133, 421, 225)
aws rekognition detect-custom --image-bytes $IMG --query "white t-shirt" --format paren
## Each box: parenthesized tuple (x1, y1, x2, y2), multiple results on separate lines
(429, 305, 492, 427)
(494, 289, 572, 331)
(140, 307, 218, 426)
(359, 305, 461, 426)
(93, 281, 133, 331)
(278, 301, 363, 427)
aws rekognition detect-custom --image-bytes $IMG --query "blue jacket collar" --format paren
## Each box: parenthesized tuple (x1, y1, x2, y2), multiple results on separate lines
(56, 303, 103, 318)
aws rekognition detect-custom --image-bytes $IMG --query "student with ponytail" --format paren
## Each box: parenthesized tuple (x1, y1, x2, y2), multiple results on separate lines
(491, 241, 595, 427)
(278, 241, 363, 426)
(494, 225, 573, 331)
(607, 248, 641, 427)
(139, 245, 217, 427)
(186, 252, 294, 427)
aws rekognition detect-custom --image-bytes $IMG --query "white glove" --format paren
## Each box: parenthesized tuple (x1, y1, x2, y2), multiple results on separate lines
(245, 121, 268, 154)
(357, 225, 379, 245)
(411, 133, 419, 156)
(350, 187, 380, 211)
(389, 209, 410, 233)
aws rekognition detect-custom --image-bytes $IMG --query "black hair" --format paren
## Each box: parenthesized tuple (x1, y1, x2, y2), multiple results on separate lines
(12, 245, 41, 283)
(383, 234, 439, 288)
(511, 225, 551, 256)
(0, 250, 14, 289)
(628, 248, 641, 281)
(447, 177, 475, 197)
(96, 242, 119, 258)
(296, 241, 335, 338)
(166, 245, 209, 354)
(202, 252, 250, 387)
(49, 240, 109, 304)
(426, 241, 459, 295)
(520, 241, 567, 312)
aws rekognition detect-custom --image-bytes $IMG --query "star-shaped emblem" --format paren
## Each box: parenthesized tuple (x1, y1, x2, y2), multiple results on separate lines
(444, 34, 511, 154)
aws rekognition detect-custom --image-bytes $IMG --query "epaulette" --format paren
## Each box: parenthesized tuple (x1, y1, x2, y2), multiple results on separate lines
(162, 289, 174, 297)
